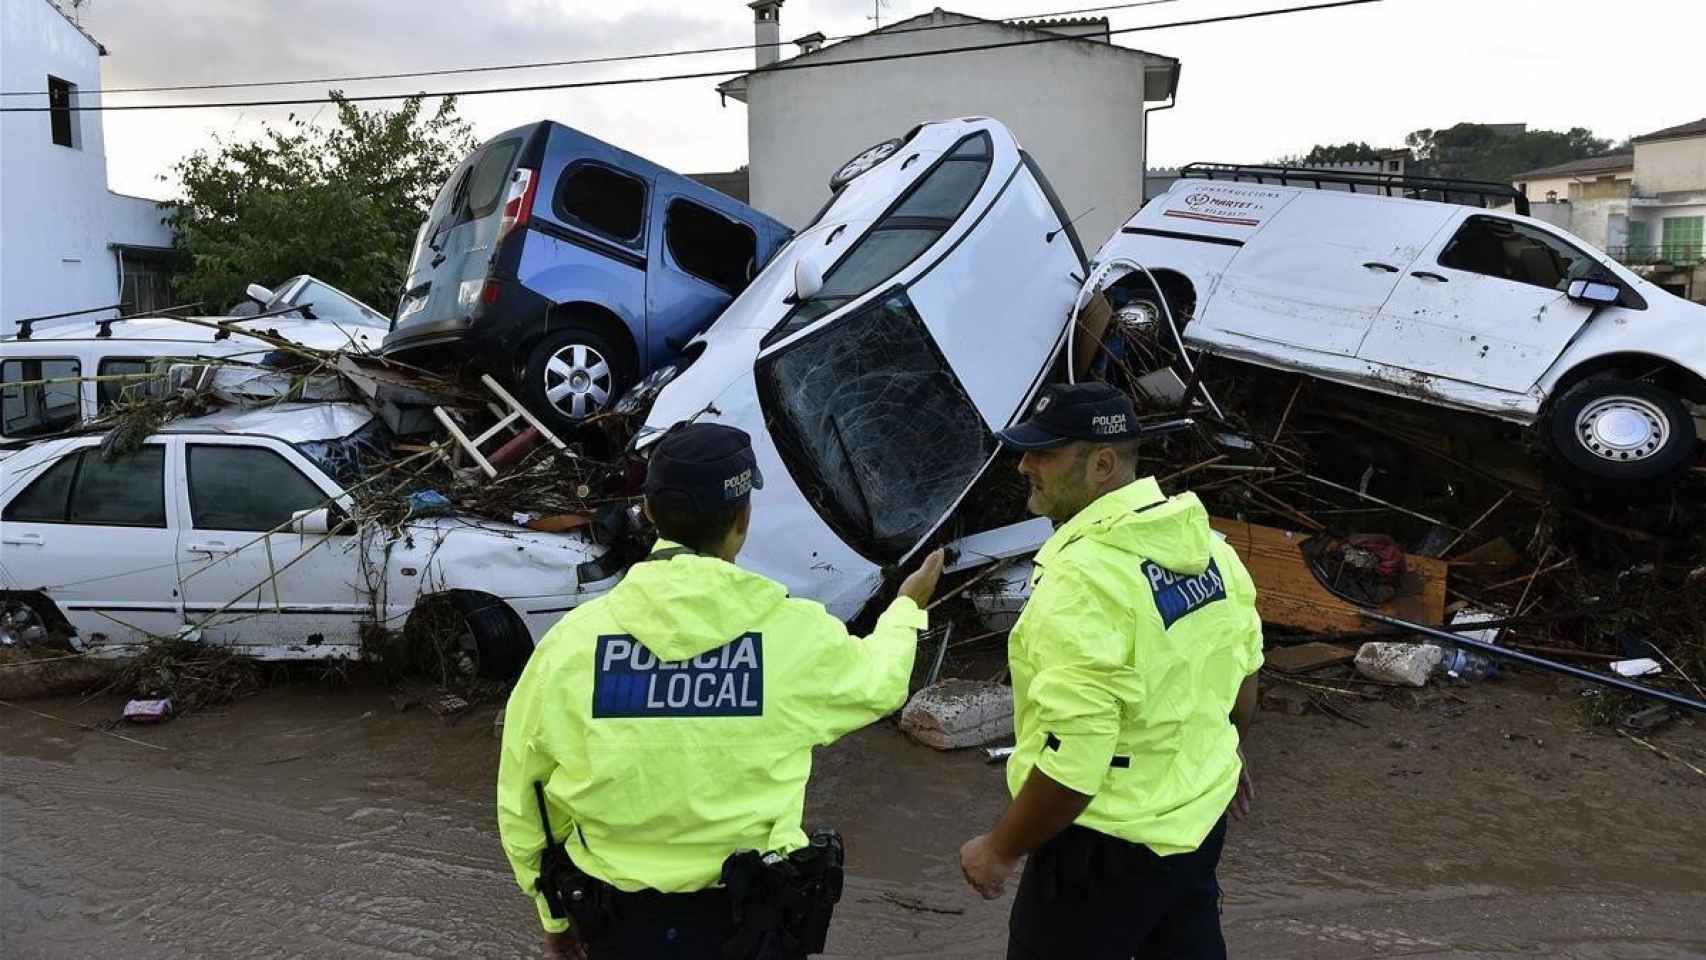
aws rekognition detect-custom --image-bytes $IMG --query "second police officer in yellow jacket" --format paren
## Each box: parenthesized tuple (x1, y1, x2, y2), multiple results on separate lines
(497, 422, 944, 959)
(958, 383, 1263, 960)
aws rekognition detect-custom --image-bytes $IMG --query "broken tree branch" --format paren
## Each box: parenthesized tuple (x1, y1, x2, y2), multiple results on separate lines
(1300, 472, 1463, 532)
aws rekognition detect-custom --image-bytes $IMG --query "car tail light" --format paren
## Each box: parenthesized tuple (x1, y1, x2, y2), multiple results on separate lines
(496, 167, 538, 244)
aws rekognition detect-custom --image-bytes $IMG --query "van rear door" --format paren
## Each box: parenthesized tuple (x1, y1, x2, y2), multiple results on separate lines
(1194, 189, 1457, 358)
(390, 132, 529, 344)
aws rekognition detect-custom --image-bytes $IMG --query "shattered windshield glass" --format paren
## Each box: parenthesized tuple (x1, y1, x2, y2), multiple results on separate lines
(756, 289, 995, 561)
(295, 417, 395, 488)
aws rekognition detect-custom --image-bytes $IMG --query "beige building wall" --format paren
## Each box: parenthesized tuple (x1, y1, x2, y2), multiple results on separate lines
(1635, 136, 1706, 195)
(737, 13, 1170, 249)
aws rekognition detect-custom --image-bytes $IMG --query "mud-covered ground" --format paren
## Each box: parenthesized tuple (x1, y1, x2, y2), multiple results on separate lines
(4, 674, 1704, 959)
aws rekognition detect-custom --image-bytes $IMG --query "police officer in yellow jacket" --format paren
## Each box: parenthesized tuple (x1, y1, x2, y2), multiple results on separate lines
(498, 422, 944, 959)
(957, 383, 1262, 959)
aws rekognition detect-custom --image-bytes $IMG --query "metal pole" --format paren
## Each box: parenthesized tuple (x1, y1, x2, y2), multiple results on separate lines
(1360, 609, 1706, 717)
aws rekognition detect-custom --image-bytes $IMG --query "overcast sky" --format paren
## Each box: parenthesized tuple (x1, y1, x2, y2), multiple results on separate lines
(79, 0, 1705, 202)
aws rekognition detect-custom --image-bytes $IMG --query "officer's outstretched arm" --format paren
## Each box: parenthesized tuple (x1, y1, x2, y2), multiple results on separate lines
(496, 650, 574, 934)
(788, 593, 927, 744)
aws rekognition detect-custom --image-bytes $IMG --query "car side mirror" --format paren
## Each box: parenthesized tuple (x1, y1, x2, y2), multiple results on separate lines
(246, 283, 274, 305)
(792, 256, 825, 304)
(288, 507, 333, 535)
(1567, 279, 1620, 306)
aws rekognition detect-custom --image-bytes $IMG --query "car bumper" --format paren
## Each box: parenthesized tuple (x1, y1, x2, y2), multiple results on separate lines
(381, 314, 479, 356)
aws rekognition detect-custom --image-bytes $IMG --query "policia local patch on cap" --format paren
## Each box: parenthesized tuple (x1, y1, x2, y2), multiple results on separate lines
(592, 634, 764, 718)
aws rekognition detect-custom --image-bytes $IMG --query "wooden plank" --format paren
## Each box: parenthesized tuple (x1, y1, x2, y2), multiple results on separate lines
(1211, 517, 1447, 632)
(1265, 641, 1356, 674)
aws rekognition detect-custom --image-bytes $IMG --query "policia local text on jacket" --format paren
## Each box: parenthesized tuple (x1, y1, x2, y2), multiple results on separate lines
(496, 540, 927, 954)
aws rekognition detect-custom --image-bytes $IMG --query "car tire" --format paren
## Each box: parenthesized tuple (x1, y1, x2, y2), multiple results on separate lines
(523, 324, 635, 433)
(1547, 378, 1697, 486)
(0, 593, 68, 649)
(829, 137, 903, 192)
(448, 592, 533, 680)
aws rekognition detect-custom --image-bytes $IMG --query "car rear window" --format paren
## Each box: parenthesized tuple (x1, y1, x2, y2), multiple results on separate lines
(756, 289, 995, 562)
(764, 131, 993, 346)
(464, 138, 521, 222)
(556, 163, 647, 244)
(2, 357, 81, 438)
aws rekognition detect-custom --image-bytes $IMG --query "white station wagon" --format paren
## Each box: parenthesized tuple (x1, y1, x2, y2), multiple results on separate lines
(1093, 168, 1706, 484)
(0, 403, 616, 674)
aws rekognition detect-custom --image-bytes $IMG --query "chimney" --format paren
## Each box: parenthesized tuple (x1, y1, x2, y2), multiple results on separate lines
(751, 0, 785, 69)
(794, 31, 825, 55)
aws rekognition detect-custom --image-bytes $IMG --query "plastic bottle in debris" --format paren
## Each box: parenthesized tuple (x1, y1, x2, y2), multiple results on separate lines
(1432, 646, 1497, 682)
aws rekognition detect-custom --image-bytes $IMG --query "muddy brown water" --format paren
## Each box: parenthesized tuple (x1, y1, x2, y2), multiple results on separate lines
(4, 678, 1704, 959)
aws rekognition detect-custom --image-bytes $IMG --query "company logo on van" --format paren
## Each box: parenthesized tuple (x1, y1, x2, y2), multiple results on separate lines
(1165, 186, 1280, 228)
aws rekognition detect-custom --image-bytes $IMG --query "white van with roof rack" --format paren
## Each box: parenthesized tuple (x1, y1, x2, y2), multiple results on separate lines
(1089, 163, 1706, 485)
(2, 278, 388, 442)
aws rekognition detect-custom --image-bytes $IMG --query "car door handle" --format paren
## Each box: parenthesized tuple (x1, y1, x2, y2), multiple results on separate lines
(1412, 271, 1450, 282)
(1362, 261, 1399, 273)
(1, 533, 43, 547)
(186, 541, 235, 555)
(430, 252, 447, 268)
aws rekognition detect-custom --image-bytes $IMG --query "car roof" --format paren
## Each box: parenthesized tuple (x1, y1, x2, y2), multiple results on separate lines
(161, 402, 375, 443)
(4, 315, 372, 353)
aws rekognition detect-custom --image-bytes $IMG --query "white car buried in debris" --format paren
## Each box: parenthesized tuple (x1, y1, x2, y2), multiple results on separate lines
(0, 403, 617, 675)
(638, 117, 1087, 617)
(1091, 165, 1706, 485)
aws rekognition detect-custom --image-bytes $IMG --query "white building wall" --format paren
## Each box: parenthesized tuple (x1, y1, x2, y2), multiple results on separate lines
(739, 14, 1163, 250)
(1, 0, 171, 335)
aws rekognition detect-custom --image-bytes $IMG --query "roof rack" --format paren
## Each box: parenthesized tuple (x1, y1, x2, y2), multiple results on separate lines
(1180, 163, 1530, 217)
(10, 301, 206, 341)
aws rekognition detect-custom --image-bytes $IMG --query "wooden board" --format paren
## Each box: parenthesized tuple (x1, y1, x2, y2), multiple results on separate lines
(1264, 641, 1357, 674)
(1210, 517, 1447, 633)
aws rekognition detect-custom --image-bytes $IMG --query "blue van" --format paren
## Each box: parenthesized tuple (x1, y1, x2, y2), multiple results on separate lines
(382, 122, 791, 430)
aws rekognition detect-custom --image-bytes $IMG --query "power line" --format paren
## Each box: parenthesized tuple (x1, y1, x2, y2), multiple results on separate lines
(0, 0, 1380, 114)
(1, 0, 1189, 99)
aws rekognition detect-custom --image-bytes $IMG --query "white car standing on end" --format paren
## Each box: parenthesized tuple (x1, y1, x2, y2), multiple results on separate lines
(1091, 165, 1706, 485)
(637, 117, 1088, 617)
(0, 403, 618, 675)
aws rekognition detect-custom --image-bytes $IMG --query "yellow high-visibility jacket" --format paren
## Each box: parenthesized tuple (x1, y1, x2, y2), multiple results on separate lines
(496, 540, 925, 931)
(1006, 478, 1263, 855)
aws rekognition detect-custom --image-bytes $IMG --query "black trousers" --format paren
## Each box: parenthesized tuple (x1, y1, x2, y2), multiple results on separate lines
(587, 888, 735, 960)
(1007, 818, 1227, 960)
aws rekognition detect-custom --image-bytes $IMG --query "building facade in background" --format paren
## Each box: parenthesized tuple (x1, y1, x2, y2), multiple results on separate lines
(1, 0, 174, 336)
(717, 4, 1179, 249)
(1510, 118, 1706, 302)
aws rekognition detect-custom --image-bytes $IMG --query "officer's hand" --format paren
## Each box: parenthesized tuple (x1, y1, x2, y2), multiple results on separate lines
(898, 549, 946, 608)
(959, 833, 1018, 900)
(1228, 749, 1254, 821)
(544, 929, 587, 960)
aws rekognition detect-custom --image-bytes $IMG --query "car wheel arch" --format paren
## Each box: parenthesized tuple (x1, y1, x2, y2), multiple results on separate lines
(1546, 352, 1706, 407)
(517, 300, 639, 377)
(0, 591, 75, 644)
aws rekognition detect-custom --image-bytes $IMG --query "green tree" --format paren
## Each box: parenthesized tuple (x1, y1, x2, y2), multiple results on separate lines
(1404, 123, 1612, 182)
(164, 93, 477, 315)
(1303, 141, 1383, 164)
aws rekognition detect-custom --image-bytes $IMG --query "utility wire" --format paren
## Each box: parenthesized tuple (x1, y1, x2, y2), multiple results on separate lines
(0, 0, 1188, 98)
(0, 0, 1381, 113)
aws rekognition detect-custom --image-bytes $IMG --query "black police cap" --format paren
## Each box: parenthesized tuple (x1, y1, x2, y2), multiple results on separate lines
(644, 422, 765, 513)
(995, 382, 1141, 450)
